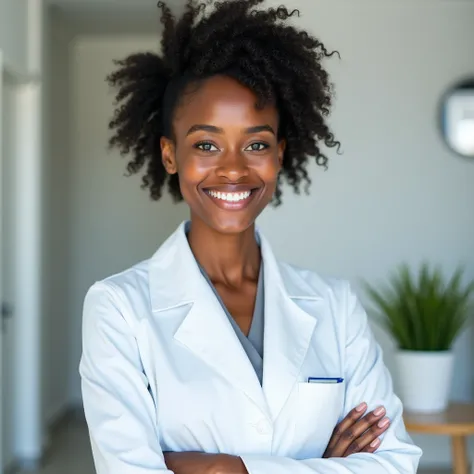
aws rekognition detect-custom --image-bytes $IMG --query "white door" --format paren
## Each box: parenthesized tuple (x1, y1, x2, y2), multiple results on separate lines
(1, 60, 16, 472)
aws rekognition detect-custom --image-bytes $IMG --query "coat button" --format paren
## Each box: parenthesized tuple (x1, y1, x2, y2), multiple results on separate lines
(255, 419, 271, 435)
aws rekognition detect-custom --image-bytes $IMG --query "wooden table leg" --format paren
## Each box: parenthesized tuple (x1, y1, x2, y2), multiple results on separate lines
(452, 435, 468, 474)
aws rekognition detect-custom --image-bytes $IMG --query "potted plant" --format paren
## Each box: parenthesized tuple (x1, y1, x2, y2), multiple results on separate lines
(364, 263, 474, 413)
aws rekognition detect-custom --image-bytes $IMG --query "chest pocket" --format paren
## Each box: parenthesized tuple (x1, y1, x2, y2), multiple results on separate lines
(292, 381, 345, 458)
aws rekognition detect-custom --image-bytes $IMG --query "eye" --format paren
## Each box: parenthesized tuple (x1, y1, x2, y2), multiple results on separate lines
(245, 142, 269, 152)
(194, 141, 219, 152)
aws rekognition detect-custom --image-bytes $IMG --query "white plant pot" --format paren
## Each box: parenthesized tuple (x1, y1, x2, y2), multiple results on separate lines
(395, 350, 454, 413)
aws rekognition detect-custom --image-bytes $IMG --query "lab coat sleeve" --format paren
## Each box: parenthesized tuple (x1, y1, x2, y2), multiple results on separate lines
(79, 281, 174, 474)
(240, 282, 422, 474)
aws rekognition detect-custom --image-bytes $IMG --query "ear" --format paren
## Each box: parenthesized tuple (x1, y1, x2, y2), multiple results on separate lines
(161, 137, 178, 174)
(277, 139, 286, 168)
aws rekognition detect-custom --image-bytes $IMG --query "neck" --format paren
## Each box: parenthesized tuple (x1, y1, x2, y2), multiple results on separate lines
(187, 217, 261, 286)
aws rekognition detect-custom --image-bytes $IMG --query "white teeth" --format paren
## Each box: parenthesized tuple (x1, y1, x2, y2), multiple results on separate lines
(207, 190, 252, 202)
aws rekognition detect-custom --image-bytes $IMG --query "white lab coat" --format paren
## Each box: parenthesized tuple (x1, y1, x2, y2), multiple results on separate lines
(80, 221, 422, 474)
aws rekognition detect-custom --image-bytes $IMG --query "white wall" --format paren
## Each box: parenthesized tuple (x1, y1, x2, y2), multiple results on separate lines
(47, 0, 474, 469)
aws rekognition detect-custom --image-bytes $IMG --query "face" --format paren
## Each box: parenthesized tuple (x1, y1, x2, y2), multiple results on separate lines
(161, 75, 285, 234)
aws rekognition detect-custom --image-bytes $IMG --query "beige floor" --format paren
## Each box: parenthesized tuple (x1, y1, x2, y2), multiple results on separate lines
(13, 417, 452, 474)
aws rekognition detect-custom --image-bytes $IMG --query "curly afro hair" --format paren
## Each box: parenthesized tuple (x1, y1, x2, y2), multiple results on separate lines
(107, 0, 340, 206)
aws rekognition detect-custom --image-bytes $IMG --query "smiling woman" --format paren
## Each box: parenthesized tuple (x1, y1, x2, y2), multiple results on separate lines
(79, 1, 422, 474)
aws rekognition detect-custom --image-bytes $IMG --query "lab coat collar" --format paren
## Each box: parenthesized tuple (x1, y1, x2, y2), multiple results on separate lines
(148, 221, 325, 310)
(148, 221, 326, 420)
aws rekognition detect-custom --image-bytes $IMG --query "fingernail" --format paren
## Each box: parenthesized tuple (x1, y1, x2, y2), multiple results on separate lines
(356, 402, 367, 412)
(370, 439, 381, 448)
(378, 417, 390, 428)
(374, 406, 385, 416)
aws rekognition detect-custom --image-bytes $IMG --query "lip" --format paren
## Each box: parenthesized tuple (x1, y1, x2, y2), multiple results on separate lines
(201, 185, 262, 211)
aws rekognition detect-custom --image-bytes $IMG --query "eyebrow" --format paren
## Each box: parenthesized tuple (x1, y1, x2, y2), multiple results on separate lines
(186, 124, 276, 136)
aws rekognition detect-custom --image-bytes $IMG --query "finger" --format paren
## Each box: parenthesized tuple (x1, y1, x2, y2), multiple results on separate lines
(361, 437, 381, 454)
(345, 406, 387, 440)
(344, 417, 390, 456)
(324, 403, 367, 457)
(334, 406, 387, 456)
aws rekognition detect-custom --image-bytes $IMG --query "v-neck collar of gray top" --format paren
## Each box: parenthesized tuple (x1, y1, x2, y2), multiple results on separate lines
(185, 224, 265, 385)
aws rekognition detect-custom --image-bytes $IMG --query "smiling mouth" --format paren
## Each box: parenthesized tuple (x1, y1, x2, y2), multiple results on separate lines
(206, 189, 253, 202)
(203, 187, 261, 210)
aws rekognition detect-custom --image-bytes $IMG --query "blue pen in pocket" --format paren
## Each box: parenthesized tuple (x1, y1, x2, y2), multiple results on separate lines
(307, 377, 344, 384)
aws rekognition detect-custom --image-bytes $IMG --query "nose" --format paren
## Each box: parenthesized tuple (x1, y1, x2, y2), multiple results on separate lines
(215, 149, 249, 181)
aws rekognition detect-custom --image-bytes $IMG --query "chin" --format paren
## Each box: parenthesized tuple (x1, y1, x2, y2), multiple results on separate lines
(207, 215, 256, 235)
(189, 206, 258, 235)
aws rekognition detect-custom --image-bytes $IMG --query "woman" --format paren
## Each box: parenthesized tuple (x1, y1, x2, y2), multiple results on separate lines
(80, 1, 422, 473)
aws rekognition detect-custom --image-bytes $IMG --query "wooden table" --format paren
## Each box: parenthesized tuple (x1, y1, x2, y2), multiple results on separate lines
(404, 403, 474, 474)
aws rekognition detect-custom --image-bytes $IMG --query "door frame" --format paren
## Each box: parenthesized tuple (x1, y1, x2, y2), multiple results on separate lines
(1, 50, 41, 472)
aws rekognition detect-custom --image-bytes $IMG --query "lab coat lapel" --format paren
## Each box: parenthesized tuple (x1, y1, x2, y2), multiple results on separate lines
(149, 222, 269, 416)
(173, 292, 270, 414)
(258, 233, 325, 422)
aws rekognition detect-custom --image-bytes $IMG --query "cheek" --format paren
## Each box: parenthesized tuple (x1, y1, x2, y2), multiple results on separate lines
(175, 155, 212, 205)
(176, 155, 208, 185)
(254, 157, 281, 184)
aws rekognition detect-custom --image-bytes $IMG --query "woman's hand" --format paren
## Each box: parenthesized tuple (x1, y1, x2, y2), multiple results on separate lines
(323, 403, 390, 458)
(163, 452, 247, 474)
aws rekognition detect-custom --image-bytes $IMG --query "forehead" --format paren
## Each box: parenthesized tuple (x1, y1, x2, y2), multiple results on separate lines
(173, 75, 279, 129)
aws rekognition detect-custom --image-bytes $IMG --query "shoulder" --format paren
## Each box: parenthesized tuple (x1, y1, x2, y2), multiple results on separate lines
(83, 259, 152, 329)
(278, 260, 351, 302)
(100, 258, 150, 297)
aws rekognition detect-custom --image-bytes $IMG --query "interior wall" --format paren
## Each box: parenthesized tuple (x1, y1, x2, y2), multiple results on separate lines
(43, 14, 73, 425)
(46, 0, 474, 469)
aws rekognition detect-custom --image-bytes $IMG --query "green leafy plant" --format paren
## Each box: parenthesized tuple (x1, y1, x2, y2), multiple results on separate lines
(363, 263, 474, 351)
